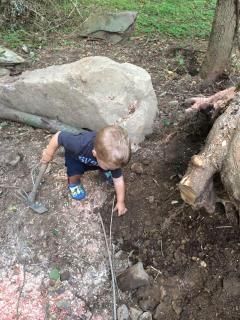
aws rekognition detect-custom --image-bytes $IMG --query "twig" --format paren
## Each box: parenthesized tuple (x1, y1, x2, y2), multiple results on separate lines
(152, 178, 160, 187)
(160, 239, 164, 257)
(98, 200, 117, 320)
(70, 0, 83, 17)
(16, 262, 26, 319)
(109, 196, 115, 248)
(44, 7, 75, 33)
(216, 225, 232, 229)
(150, 266, 162, 282)
(109, 196, 121, 297)
(0, 185, 21, 189)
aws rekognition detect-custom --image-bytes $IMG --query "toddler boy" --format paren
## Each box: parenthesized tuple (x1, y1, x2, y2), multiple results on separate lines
(41, 125, 131, 216)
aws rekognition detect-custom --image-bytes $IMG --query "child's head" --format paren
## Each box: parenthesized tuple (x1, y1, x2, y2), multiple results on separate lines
(93, 125, 131, 170)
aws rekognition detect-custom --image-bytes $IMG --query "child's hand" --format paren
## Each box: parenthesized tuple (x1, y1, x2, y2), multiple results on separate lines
(114, 201, 127, 216)
(41, 148, 53, 163)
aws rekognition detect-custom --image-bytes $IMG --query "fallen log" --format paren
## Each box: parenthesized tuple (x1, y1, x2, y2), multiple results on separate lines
(0, 104, 83, 133)
(179, 87, 240, 222)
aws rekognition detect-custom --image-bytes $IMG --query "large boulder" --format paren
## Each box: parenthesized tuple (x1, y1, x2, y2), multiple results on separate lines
(0, 56, 157, 144)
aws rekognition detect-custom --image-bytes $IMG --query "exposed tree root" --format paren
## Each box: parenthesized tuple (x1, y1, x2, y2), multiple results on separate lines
(180, 89, 240, 225)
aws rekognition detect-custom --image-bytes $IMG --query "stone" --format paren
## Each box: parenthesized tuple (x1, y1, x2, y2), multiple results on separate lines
(147, 196, 154, 204)
(117, 262, 149, 292)
(60, 270, 70, 281)
(171, 299, 183, 316)
(117, 304, 130, 320)
(0, 56, 157, 144)
(137, 285, 161, 311)
(139, 312, 152, 320)
(153, 302, 178, 320)
(0, 147, 21, 167)
(223, 276, 240, 296)
(56, 299, 71, 310)
(169, 100, 178, 106)
(131, 162, 144, 174)
(80, 11, 138, 43)
(183, 265, 207, 294)
(129, 307, 143, 320)
(0, 68, 9, 77)
(142, 159, 150, 165)
(0, 46, 25, 65)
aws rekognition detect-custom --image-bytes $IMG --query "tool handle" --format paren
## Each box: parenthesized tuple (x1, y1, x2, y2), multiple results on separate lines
(28, 163, 48, 203)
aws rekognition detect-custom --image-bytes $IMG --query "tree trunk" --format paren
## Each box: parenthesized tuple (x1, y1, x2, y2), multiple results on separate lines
(179, 91, 240, 222)
(200, 0, 237, 81)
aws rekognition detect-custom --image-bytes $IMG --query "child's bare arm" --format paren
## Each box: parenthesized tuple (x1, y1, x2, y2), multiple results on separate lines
(41, 131, 60, 163)
(113, 175, 127, 216)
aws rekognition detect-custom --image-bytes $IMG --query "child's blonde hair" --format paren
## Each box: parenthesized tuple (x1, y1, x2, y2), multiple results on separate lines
(94, 125, 131, 167)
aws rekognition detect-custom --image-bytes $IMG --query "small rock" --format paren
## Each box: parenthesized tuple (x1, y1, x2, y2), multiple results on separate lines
(142, 159, 150, 165)
(117, 304, 129, 320)
(0, 46, 25, 65)
(60, 270, 70, 281)
(147, 196, 154, 204)
(169, 100, 179, 106)
(153, 302, 178, 320)
(171, 200, 179, 205)
(117, 262, 149, 292)
(223, 276, 240, 297)
(200, 260, 207, 268)
(131, 162, 144, 174)
(0, 68, 9, 77)
(129, 307, 142, 320)
(56, 299, 71, 310)
(49, 279, 56, 287)
(22, 44, 30, 54)
(139, 311, 152, 320)
(172, 299, 182, 316)
(137, 285, 161, 312)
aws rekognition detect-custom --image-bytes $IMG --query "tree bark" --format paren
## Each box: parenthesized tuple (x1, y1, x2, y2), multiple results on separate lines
(200, 0, 237, 81)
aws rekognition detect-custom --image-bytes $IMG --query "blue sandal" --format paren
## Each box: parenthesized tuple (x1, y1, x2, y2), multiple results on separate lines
(68, 183, 86, 200)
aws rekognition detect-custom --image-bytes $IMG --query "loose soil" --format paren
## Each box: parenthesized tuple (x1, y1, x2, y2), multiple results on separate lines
(1, 35, 240, 319)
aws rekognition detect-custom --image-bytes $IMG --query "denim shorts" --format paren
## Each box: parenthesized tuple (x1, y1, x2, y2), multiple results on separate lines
(65, 153, 99, 177)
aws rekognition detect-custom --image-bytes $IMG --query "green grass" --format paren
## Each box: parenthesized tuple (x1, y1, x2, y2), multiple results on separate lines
(80, 0, 217, 38)
(0, 0, 217, 49)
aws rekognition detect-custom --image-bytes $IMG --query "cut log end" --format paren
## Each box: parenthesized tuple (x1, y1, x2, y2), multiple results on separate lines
(179, 184, 197, 205)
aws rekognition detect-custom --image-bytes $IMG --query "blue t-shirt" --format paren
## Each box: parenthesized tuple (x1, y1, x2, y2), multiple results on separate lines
(58, 131, 122, 179)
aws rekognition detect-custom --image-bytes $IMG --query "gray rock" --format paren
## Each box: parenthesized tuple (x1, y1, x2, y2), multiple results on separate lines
(183, 265, 207, 294)
(137, 285, 161, 312)
(171, 299, 183, 316)
(60, 270, 70, 281)
(80, 11, 138, 43)
(0, 56, 157, 144)
(0, 68, 9, 77)
(0, 147, 21, 167)
(117, 262, 149, 292)
(0, 46, 25, 65)
(169, 100, 178, 106)
(56, 299, 71, 310)
(139, 312, 152, 320)
(117, 304, 129, 320)
(131, 162, 144, 174)
(153, 302, 178, 320)
(223, 276, 240, 296)
(129, 307, 143, 320)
